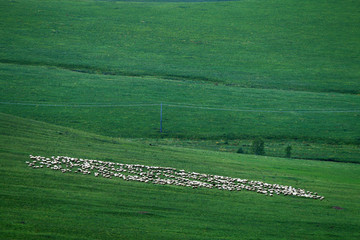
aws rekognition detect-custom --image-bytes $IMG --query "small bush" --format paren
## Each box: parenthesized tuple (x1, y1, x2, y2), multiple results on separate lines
(236, 147, 244, 154)
(285, 145, 292, 158)
(251, 138, 265, 155)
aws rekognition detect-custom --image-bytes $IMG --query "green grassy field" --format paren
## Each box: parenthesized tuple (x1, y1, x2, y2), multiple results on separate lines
(1, 62, 359, 162)
(1, 113, 360, 239)
(1, 0, 360, 94)
(1, 0, 360, 161)
(1, 0, 360, 239)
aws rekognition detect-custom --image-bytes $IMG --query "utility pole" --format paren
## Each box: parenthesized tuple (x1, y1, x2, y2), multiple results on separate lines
(160, 103, 163, 133)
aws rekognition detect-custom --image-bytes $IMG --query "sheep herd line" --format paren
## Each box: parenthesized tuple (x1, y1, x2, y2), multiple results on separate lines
(26, 155, 324, 200)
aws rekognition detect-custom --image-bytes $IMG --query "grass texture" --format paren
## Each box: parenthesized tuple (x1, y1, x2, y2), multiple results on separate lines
(1, 0, 359, 94)
(1, 0, 360, 238)
(1, 63, 359, 162)
(1, 113, 360, 239)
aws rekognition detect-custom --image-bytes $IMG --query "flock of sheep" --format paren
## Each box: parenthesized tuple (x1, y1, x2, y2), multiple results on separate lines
(26, 155, 324, 200)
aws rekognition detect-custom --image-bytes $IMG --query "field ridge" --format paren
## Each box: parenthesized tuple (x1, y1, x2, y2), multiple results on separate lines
(0, 59, 220, 86)
(3, 59, 360, 96)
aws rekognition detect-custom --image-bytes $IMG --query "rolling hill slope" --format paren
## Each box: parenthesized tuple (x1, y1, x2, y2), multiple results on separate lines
(1, 0, 360, 238)
(1, 62, 359, 162)
(1, 0, 359, 163)
(1, 113, 360, 239)
(1, 0, 359, 93)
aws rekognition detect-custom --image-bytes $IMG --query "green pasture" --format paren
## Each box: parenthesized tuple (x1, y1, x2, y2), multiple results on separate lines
(1, 0, 359, 162)
(1, 63, 360, 162)
(133, 138, 360, 164)
(1, 0, 360, 238)
(1, 113, 360, 239)
(1, 0, 360, 93)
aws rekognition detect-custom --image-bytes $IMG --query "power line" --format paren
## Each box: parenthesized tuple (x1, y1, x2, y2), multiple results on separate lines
(1, 101, 359, 113)
(160, 103, 163, 133)
(0, 101, 159, 108)
(162, 103, 360, 113)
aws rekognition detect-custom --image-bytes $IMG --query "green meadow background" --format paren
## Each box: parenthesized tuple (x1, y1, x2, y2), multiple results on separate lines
(1, 0, 359, 239)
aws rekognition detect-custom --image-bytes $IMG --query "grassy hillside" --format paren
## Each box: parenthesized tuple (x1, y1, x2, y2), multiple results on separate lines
(1, 0, 360, 238)
(1, 0, 359, 162)
(1, 0, 359, 93)
(1, 113, 360, 239)
(1, 62, 360, 162)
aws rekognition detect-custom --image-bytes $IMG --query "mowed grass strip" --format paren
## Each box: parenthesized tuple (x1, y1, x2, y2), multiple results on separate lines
(1, 0, 359, 93)
(1, 113, 360, 239)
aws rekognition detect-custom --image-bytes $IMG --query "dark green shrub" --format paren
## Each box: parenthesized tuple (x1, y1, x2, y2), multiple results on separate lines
(251, 138, 265, 155)
(285, 145, 292, 158)
(236, 147, 244, 154)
